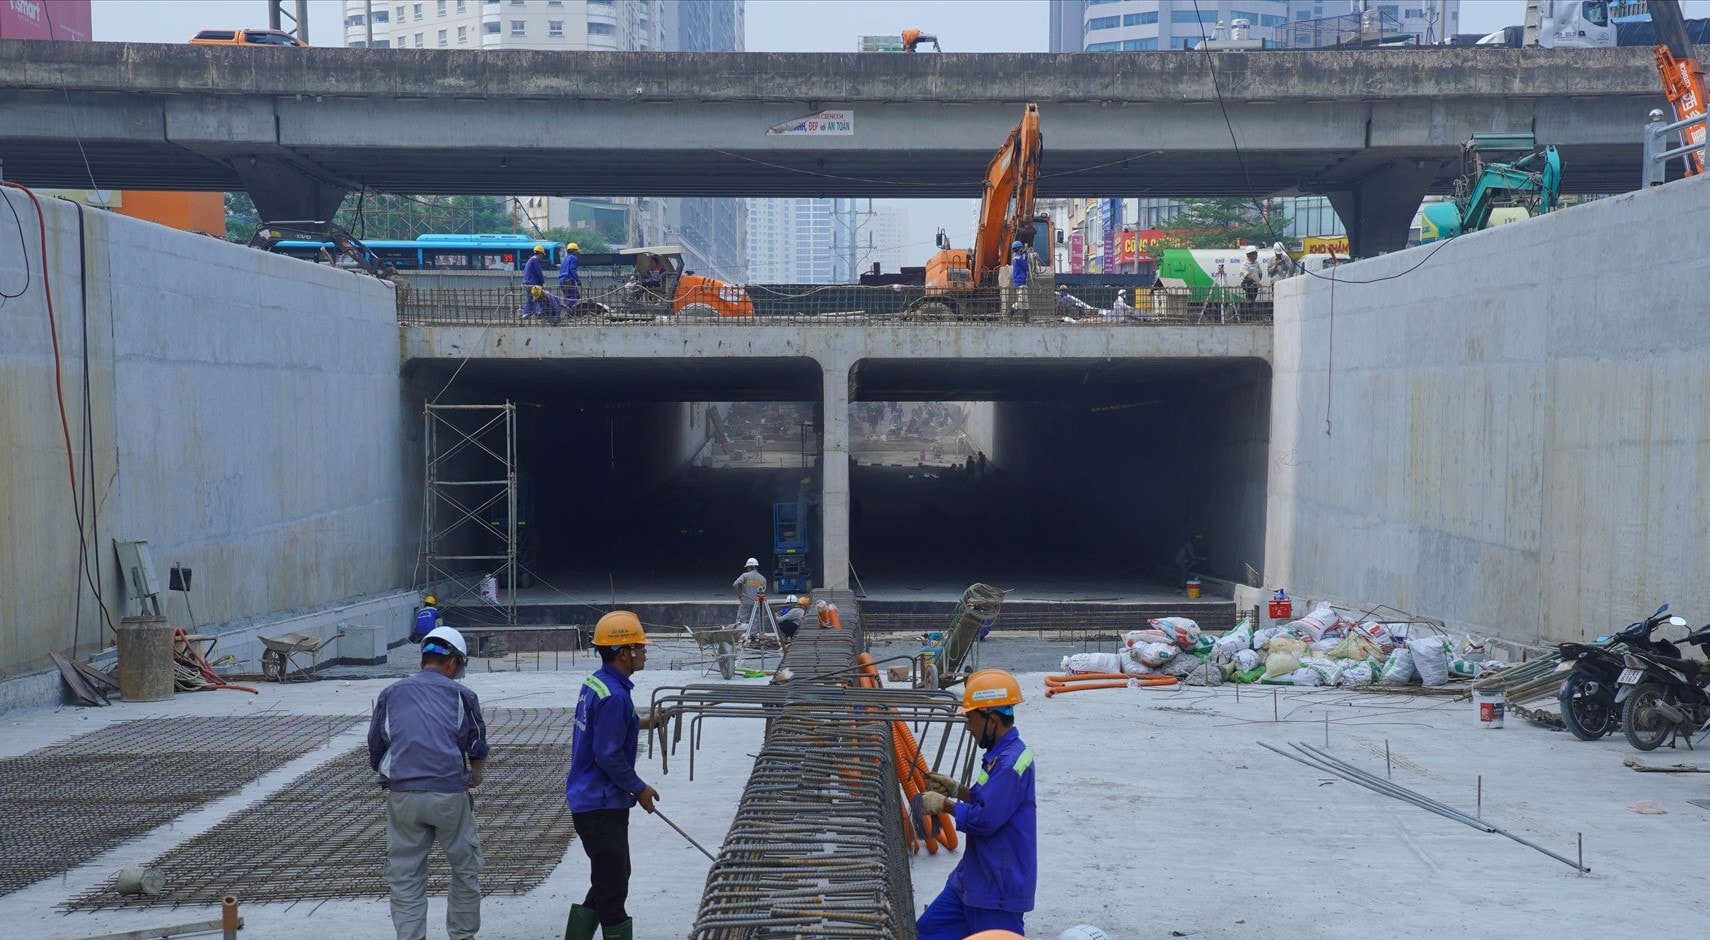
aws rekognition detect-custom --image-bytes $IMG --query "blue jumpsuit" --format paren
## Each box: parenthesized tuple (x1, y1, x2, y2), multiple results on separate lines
(916, 726, 1037, 939)
(522, 254, 555, 317)
(558, 252, 580, 308)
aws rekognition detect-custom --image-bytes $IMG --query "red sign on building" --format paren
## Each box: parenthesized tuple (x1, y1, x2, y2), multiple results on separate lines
(0, 0, 92, 41)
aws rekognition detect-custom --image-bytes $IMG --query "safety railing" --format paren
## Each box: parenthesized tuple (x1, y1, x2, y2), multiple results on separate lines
(394, 281, 1276, 326)
(1641, 108, 1709, 188)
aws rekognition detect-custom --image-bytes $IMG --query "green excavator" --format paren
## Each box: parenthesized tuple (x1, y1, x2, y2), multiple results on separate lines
(1419, 134, 1561, 243)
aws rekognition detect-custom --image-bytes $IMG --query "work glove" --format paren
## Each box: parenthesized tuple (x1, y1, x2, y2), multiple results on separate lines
(925, 772, 960, 797)
(918, 791, 951, 816)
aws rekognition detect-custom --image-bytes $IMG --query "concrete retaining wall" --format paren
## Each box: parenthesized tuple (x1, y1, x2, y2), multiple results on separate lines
(0, 188, 413, 702)
(1268, 176, 1710, 644)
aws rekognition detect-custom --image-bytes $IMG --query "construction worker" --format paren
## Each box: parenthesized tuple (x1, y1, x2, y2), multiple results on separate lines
(564, 611, 661, 940)
(1174, 533, 1206, 590)
(411, 595, 441, 642)
(732, 558, 767, 628)
(1238, 245, 1263, 317)
(522, 244, 556, 318)
(558, 241, 582, 312)
(901, 28, 941, 52)
(916, 669, 1036, 939)
(775, 594, 807, 643)
(367, 626, 488, 940)
(1010, 241, 1029, 287)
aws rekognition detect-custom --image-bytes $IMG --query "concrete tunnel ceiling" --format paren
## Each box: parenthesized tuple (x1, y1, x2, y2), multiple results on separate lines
(404, 354, 1272, 593)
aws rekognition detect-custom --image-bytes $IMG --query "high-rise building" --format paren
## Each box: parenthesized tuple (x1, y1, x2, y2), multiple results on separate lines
(340, 1, 746, 279)
(1048, 1, 1458, 52)
(746, 198, 844, 284)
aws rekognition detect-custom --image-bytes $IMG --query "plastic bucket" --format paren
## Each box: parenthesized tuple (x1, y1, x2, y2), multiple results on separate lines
(1474, 689, 1505, 729)
(1268, 599, 1293, 620)
(1185, 579, 1202, 599)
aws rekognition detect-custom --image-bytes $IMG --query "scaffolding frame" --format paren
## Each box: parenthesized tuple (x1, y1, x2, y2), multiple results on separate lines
(422, 403, 517, 626)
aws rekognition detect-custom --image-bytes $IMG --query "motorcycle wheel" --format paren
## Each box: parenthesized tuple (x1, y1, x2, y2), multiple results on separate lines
(1559, 674, 1616, 740)
(1622, 684, 1673, 751)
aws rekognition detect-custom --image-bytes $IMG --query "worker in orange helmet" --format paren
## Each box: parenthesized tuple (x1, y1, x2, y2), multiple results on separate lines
(915, 669, 1036, 940)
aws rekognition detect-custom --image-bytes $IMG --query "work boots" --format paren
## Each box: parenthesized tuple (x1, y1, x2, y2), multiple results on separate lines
(563, 904, 599, 940)
(601, 920, 634, 940)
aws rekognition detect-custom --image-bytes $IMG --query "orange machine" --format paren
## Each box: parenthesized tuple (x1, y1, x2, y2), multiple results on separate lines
(909, 103, 1049, 317)
(1651, 0, 1706, 175)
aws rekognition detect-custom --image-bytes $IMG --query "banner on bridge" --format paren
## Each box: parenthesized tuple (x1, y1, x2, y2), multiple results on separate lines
(767, 111, 855, 136)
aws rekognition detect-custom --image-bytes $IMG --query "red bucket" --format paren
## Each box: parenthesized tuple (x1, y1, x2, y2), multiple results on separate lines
(1268, 599, 1293, 620)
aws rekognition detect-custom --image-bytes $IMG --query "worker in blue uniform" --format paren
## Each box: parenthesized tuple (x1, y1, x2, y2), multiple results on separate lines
(558, 241, 581, 312)
(410, 595, 442, 642)
(1009, 241, 1029, 287)
(564, 611, 661, 940)
(915, 668, 1037, 939)
(522, 244, 557, 318)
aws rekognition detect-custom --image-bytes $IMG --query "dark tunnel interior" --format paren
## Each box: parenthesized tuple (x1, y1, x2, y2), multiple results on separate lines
(405, 356, 1271, 600)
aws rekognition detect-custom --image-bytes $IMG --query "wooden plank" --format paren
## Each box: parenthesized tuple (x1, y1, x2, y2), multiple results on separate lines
(50, 651, 109, 706)
(70, 915, 241, 940)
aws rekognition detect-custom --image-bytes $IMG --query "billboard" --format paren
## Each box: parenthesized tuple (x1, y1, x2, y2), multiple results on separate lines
(0, 0, 93, 41)
(1068, 230, 1084, 274)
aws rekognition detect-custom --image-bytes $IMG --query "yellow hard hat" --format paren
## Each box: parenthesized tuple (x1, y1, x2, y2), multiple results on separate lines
(567, 242, 580, 252)
(961, 668, 1023, 714)
(424, 595, 437, 606)
(593, 610, 650, 646)
(532, 244, 546, 254)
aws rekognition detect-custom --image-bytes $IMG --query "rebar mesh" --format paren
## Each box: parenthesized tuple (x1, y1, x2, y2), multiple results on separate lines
(861, 600, 1239, 637)
(0, 716, 359, 896)
(63, 708, 577, 910)
(395, 283, 1274, 326)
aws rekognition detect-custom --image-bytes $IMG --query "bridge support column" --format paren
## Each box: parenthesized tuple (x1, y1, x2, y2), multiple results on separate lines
(232, 158, 349, 223)
(1326, 160, 1440, 258)
(818, 357, 852, 592)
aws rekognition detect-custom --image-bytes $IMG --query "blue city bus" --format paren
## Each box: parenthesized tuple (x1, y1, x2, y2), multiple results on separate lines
(268, 233, 563, 271)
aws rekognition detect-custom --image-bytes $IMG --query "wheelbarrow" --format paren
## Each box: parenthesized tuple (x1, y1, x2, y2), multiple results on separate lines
(683, 624, 744, 680)
(259, 631, 344, 682)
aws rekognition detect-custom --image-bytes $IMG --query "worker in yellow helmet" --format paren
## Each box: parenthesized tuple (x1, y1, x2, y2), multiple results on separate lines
(915, 669, 1036, 940)
(558, 241, 582, 313)
(522, 243, 558, 319)
(564, 611, 659, 940)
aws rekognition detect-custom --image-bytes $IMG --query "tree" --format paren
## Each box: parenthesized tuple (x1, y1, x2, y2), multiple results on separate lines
(540, 227, 612, 253)
(224, 192, 259, 243)
(335, 194, 514, 240)
(1155, 198, 1292, 250)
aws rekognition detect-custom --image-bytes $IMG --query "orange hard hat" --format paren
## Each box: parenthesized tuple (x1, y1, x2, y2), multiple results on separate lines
(960, 668, 1023, 713)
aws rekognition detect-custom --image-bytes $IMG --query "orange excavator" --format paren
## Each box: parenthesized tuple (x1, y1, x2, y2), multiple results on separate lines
(1651, 0, 1706, 175)
(907, 102, 1050, 318)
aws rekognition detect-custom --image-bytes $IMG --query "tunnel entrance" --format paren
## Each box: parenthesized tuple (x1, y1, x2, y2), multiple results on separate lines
(848, 358, 1272, 602)
(406, 358, 824, 613)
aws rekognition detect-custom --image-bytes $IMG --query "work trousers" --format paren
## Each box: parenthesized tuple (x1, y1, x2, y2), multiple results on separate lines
(571, 808, 633, 926)
(385, 789, 484, 940)
(915, 884, 1026, 940)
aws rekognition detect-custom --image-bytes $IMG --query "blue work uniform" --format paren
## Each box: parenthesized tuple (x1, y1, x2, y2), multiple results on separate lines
(916, 726, 1037, 940)
(522, 253, 555, 317)
(557, 251, 581, 307)
(411, 605, 441, 643)
(566, 665, 647, 810)
(1010, 250, 1029, 287)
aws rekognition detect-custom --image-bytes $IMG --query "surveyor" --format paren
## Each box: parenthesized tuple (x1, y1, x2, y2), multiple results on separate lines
(411, 595, 442, 643)
(564, 611, 661, 940)
(367, 626, 488, 940)
(732, 558, 767, 628)
(915, 668, 1037, 939)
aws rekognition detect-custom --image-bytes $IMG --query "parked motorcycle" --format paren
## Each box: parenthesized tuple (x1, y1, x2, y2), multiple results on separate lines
(1615, 624, 1710, 751)
(1556, 604, 1688, 741)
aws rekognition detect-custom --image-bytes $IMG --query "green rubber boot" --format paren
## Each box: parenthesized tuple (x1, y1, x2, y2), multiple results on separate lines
(563, 904, 599, 940)
(600, 919, 634, 940)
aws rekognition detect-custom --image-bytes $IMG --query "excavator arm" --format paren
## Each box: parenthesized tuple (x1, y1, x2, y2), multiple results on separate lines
(1651, 0, 1707, 175)
(968, 103, 1043, 286)
(1460, 147, 1561, 233)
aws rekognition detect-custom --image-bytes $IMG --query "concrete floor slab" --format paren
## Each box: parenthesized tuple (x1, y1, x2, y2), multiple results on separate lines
(3, 639, 1706, 939)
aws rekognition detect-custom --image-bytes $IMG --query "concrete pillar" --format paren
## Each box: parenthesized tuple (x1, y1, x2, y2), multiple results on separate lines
(232, 158, 349, 223)
(819, 357, 852, 591)
(1325, 160, 1442, 258)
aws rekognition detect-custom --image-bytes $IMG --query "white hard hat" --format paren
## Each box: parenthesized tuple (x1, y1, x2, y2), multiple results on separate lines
(422, 625, 468, 658)
(1243, 244, 1258, 253)
(745, 557, 759, 567)
(1058, 928, 1113, 940)
(1273, 241, 1286, 252)
(785, 595, 798, 604)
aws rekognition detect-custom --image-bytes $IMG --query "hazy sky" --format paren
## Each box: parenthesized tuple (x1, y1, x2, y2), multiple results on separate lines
(88, 0, 1710, 255)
